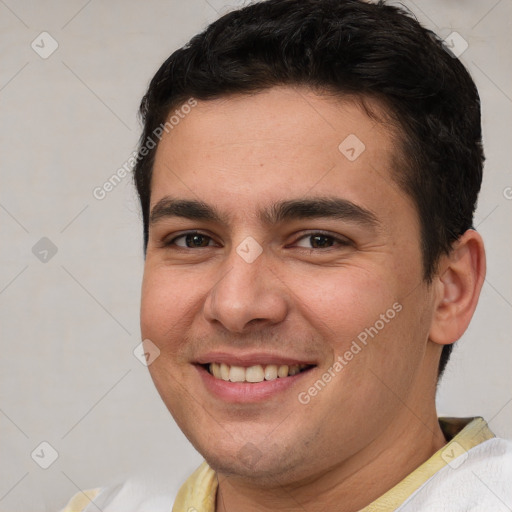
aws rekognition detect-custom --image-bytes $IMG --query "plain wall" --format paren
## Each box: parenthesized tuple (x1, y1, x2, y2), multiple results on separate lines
(1, 0, 511, 510)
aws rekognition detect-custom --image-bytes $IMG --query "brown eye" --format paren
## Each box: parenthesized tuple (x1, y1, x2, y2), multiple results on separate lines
(309, 235, 335, 248)
(294, 232, 350, 249)
(171, 232, 215, 248)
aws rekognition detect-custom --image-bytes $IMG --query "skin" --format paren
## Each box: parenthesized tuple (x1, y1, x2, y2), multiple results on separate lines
(140, 86, 485, 512)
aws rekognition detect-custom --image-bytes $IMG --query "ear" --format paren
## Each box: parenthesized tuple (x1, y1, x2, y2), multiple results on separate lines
(429, 229, 486, 346)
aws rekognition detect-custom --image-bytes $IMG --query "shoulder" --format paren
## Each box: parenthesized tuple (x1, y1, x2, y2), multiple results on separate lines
(398, 438, 512, 511)
(61, 477, 177, 512)
(60, 488, 102, 512)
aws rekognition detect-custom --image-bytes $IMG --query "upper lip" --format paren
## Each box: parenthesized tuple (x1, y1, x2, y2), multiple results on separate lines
(195, 351, 317, 367)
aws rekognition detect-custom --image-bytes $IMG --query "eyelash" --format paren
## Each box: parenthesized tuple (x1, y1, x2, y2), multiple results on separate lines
(164, 231, 218, 249)
(163, 230, 352, 250)
(292, 232, 352, 250)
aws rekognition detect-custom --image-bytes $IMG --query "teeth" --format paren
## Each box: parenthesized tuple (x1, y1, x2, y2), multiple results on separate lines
(211, 362, 221, 379)
(208, 362, 309, 382)
(288, 365, 301, 376)
(264, 364, 278, 380)
(220, 363, 230, 380)
(277, 365, 289, 378)
(245, 365, 265, 383)
(229, 365, 246, 382)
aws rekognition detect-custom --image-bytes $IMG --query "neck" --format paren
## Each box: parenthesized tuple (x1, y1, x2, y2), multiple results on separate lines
(215, 408, 446, 512)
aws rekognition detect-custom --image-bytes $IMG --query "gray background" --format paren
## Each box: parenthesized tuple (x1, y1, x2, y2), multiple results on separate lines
(0, 0, 511, 510)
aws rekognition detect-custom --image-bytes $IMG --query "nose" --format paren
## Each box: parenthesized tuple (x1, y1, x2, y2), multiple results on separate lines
(203, 243, 289, 333)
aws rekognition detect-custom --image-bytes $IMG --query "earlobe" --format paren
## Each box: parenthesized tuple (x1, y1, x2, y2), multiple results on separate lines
(429, 230, 486, 346)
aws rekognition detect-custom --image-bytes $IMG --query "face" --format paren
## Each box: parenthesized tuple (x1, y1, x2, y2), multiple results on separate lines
(141, 87, 438, 485)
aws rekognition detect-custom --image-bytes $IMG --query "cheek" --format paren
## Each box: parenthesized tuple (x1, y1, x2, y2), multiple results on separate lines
(289, 265, 398, 348)
(140, 269, 169, 339)
(348, 286, 433, 406)
(140, 264, 198, 343)
(291, 264, 424, 395)
(140, 267, 200, 414)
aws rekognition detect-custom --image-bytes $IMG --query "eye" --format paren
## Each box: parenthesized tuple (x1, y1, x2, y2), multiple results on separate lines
(293, 232, 351, 249)
(168, 232, 217, 248)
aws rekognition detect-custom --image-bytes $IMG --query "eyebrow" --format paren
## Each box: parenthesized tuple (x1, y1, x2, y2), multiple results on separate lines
(149, 196, 379, 229)
(262, 197, 379, 227)
(150, 198, 224, 225)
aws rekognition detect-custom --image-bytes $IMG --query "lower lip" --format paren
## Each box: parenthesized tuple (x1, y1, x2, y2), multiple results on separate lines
(196, 365, 314, 403)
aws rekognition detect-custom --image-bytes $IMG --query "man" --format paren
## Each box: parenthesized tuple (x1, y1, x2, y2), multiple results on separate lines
(63, 0, 512, 510)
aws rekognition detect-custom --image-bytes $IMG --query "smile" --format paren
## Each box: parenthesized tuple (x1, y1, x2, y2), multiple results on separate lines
(204, 362, 312, 383)
(195, 353, 317, 402)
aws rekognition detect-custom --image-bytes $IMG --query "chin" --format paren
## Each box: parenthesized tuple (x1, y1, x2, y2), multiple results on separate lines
(206, 452, 296, 482)
(194, 435, 311, 485)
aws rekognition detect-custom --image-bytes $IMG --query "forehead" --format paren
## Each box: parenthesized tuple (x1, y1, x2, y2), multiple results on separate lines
(150, 86, 408, 222)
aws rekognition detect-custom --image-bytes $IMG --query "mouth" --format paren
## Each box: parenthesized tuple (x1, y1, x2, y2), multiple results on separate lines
(194, 354, 317, 403)
(202, 362, 314, 383)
